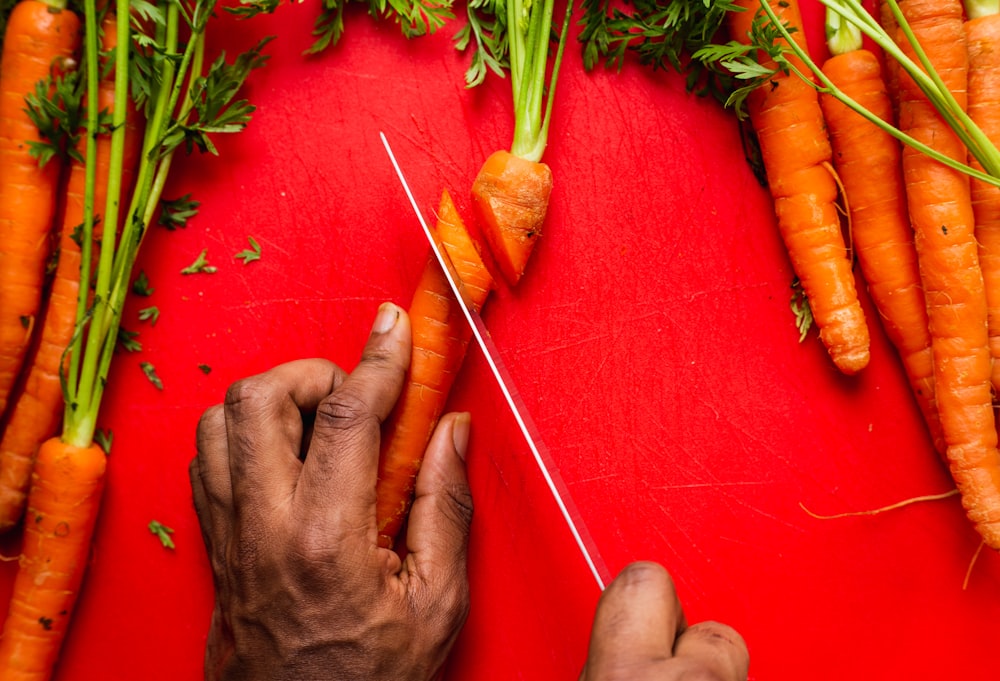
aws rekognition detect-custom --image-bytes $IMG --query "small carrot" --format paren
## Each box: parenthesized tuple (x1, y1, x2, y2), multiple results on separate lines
(0, 11, 141, 533)
(894, 0, 1000, 548)
(0, 0, 81, 418)
(375, 189, 493, 548)
(819, 19, 943, 453)
(727, 0, 870, 375)
(0, 438, 105, 679)
(963, 2, 1000, 395)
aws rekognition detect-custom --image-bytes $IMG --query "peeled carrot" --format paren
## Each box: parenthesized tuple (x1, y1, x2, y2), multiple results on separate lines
(375, 189, 493, 548)
(0, 0, 81, 418)
(0, 11, 140, 533)
(728, 0, 870, 375)
(0, 438, 106, 679)
(964, 11, 1000, 395)
(819, 48, 943, 454)
(471, 151, 553, 286)
(895, 0, 1000, 548)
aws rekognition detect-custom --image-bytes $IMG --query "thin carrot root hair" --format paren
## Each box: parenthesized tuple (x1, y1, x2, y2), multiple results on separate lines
(799, 489, 959, 519)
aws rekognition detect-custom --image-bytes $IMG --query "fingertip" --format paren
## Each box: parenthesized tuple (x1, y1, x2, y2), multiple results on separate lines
(676, 620, 750, 681)
(451, 411, 471, 462)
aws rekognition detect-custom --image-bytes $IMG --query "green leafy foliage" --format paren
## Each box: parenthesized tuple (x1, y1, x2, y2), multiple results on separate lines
(138, 306, 160, 325)
(790, 278, 814, 342)
(235, 236, 262, 264)
(132, 271, 155, 296)
(117, 328, 142, 353)
(579, 0, 746, 102)
(148, 520, 175, 549)
(24, 69, 85, 168)
(158, 37, 272, 158)
(158, 194, 200, 230)
(453, 0, 508, 87)
(181, 248, 217, 274)
(140, 361, 164, 389)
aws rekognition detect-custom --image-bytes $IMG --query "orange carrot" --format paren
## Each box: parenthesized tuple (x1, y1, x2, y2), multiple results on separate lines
(0, 0, 81, 418)
(0, 438, 105, 679)
(895, 0, 1000, 548)
(819, 48, 944, 454)
(728, 0, 870, 375)
(0, 11, 140, 533)
(375, 190, 493, 548)
(471, 150, 553, 286)
(964, 11, 1000, 395)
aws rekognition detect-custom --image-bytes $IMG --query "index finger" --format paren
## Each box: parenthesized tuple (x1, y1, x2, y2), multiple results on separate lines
(296, 302, 412, 534)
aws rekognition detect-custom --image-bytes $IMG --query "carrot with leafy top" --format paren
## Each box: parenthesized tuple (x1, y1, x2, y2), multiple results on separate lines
(894, 0, 1000, 548)
(727, 0, 870, 375)
(819, 13, 943, 453)
(375, 189, 493, 548)
(963, 0, 1000, 394)
(0, 0, 81, 418)
(0, 11, 141, 533)
(462, 0, 571, 285)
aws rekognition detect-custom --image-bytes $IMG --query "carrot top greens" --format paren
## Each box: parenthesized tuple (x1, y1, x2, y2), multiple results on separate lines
(457, 0, 573, 162)
(63, 0, 268, 447)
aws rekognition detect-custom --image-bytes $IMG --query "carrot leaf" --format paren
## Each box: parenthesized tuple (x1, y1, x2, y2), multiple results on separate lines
(94, 429, 113, 454)
(148, 520, 175, 549)
(158, 194, 200, 229)
(180, 249, 217, 274)
(116, 329, 142, 353)
(198, 363, 212, 374)
(140, 362, 164, 390)
(138, 306, 160, 325)
(790, 278, 814, 342)
(132, 271, 155, 296)
(235, 236, 262, 264)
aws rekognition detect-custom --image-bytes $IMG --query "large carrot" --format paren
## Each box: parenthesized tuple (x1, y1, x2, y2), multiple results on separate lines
(0, 11, 141, 533)
(963, 3, 1000, 395)
(819, 20, 943, 453)
(0, 439, 105, 680)
(895, 0, 1000, 548)
(375, 189, 493, 548)
(0, 0, 81, 418)
(727, 0, 870, 375)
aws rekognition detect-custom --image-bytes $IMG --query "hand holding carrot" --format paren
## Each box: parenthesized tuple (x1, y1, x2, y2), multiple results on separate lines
(580, 562, 749, 681)
(189, 304, 472, 681)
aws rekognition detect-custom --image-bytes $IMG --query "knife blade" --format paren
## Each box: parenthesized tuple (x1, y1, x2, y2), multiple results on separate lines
(380, 132, 611, 591)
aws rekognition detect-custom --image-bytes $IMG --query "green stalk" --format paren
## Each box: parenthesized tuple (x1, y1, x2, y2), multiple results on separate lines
(509, 0, 572, 162)
(756, 0, 1000, 188)
(65, 0, 134, 446)
(66, 0, 101, 418)
(825, 0, 861, 56)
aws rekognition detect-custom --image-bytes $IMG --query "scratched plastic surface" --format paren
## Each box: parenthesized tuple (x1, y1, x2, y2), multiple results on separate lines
(1, 1, 998, 679)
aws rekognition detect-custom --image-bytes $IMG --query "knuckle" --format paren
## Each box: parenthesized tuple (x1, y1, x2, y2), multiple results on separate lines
(315, 390, 378, 433)
(224, 374, 277, 413)
(439, 481, 474, 533)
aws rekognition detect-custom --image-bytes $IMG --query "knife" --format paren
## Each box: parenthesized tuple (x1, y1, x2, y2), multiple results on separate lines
(380, 132, 611, 591)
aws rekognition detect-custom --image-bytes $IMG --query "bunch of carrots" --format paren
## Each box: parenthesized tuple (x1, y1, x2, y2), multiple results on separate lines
(0, 0, 265, 676)
(584, 0, 1000, 551)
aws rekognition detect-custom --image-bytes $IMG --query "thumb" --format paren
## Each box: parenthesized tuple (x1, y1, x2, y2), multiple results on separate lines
(403, 412, 473, 579)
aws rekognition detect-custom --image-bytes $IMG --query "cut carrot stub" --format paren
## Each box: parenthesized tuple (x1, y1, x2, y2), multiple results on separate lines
(471, 150, 553, 286)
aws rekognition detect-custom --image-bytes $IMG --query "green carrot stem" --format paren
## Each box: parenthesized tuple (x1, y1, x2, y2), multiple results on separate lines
(825, 1, 861, 55)
(66, 0, 101, 415)
(964, 0, 998, 20)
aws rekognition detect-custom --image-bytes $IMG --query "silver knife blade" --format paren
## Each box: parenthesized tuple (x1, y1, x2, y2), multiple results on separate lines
(381, 132, 610, 591)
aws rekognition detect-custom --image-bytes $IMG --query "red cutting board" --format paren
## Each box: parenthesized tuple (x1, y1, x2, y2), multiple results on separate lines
(2, 1, 999, 679)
